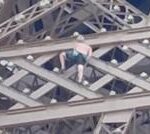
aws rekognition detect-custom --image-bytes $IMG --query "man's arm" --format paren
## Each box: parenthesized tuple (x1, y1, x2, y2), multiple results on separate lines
(86, 46, 93, 61)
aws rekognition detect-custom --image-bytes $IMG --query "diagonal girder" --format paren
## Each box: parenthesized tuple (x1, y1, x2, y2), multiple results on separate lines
(0, 54, 57, 109)
(89, 53, 145, 92)
(0, 84, 42, 107)
(10, 58, 100, 99)
(117, 0, 146, 18)
(9, 66, 77, 110)
(89, 57, 150, 92)
(88, 0, 146, 27)
(3, 53, 57, 87)
(130, 43, 150, 58)
(0, 0, 68, 42)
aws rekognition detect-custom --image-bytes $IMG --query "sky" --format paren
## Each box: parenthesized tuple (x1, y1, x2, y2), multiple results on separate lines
(127, 0, 150, 14)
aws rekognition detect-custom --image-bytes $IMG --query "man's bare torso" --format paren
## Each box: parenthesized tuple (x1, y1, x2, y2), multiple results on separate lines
(75, 42, 92, 56)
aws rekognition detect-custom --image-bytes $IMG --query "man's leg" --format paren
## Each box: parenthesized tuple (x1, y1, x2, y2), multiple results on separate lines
(77, 64, 84, 83)
(59, 52, 66, 71)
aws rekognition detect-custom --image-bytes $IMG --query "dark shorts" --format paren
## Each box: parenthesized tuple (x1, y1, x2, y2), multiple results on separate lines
(66, 50, 87, 65)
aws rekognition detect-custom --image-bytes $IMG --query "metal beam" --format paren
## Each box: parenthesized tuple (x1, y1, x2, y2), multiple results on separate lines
(0, 92, 150, 127)
(0, 84, 41, 107)
(87, 0, 130, 28)
(0, 0, 68, 41)
(129, 43, 150, 58)
(1, 26, 150, 57)
(89, 53, 145, 92)
(117, 0, 147, 18)
(9, 63, 77, 109)
(0, 54, 57, 109)
(10, 58, 100, 99)
(89, 57, 150, 91)
(3, 53, 57, 87)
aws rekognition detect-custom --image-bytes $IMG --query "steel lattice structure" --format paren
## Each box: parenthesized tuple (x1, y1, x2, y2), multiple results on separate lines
(0, 0, 150, 134)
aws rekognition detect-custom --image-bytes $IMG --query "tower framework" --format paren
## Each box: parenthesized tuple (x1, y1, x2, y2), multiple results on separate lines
(0, 0, 150, 134)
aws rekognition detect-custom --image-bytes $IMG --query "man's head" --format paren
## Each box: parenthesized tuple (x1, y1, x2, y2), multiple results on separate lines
(73, 32, 80, 38)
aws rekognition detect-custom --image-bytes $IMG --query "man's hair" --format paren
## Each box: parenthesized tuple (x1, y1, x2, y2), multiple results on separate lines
(76, 35, 85, 42)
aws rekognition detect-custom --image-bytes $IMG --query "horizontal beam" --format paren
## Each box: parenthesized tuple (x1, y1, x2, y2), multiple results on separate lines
(1, 26, 150, 58)
(0, 92, 150, 127)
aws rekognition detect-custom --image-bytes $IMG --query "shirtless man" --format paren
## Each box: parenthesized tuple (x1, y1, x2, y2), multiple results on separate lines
(59, 34, 92, 83)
